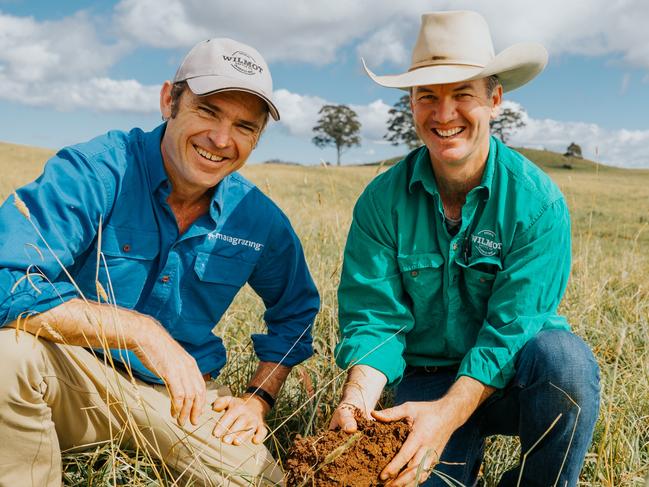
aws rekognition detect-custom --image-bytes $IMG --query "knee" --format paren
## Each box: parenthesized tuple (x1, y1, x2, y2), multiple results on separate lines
(517, 330, 600, 402)
(0, 328, 48, 388)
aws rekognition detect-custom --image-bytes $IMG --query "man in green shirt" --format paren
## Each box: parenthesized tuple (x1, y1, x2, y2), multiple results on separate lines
(331, 11, 600, 487)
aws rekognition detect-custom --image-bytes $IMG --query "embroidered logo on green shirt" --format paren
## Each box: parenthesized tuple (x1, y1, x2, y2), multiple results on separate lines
(472, 229, 502, 256)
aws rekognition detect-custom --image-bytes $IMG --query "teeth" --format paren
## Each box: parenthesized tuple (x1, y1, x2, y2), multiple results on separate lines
(194, 145, 224, 162)
(435, 127, 463, 137)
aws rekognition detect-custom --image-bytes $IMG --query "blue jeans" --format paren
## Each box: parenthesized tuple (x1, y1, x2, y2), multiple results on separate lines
(395, 330, 600, 487)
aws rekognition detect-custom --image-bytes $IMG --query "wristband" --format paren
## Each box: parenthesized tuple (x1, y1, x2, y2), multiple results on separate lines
(245, 386, 276, 409)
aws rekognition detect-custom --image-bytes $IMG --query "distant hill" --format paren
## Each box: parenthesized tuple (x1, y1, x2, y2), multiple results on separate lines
(0, 141, 56, 198)
(364, 145, 645, 175)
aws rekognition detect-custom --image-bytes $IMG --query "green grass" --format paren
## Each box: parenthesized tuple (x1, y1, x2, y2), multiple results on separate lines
(1, 145, 648, 486)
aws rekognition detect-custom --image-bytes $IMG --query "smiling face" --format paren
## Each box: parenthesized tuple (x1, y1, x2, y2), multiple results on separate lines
(159, 81, 268, 196)
(410, 78, 502, 171)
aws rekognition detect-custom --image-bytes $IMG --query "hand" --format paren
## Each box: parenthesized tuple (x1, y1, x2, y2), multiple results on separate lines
(373, 401, 456, 487)
(212, 394, 269, 445)
(329, 401, 370, 433)
(133, 320, 206, 428)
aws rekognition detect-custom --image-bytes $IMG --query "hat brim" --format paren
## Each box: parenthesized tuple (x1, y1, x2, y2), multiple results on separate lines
(186, 75, 280, 121)
(363, 42, 548, 93)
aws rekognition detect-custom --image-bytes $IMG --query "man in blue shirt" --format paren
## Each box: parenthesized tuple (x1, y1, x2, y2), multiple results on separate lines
(0, 38, 319, 486)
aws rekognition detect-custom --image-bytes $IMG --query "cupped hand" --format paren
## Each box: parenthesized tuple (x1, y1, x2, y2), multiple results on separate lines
(212, 395, 269, 445)
(372, 401, 455, 487)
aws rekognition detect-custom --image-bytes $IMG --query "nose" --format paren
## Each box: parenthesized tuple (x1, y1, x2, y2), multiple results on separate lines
(433, 97, 457, 125)
(208, 121, 232, 149)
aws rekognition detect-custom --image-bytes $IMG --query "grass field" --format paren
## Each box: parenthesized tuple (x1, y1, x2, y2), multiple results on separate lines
(1, 140, 648, 486)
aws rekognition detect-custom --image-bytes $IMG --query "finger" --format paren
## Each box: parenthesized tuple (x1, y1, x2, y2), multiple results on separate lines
(177, 391, 193, 427)
(329, 407, 357, 432)
(167, 380, 185, 420)
(190, 376, 206, 425)
(226, 417, 255, 445)
(252, 423, 268, 444)
(213, 408, 238, 440)
(212, 395, 233, 412)
(380, 435, 420, 481)
(385, 463, 428, 487)
(372, 403, 409, 423)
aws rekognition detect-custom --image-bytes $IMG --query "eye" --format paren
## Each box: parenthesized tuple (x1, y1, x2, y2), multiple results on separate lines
(197, 106, 215, 117)
(455, 93, 473, 100)
(237, 124, 256, 134)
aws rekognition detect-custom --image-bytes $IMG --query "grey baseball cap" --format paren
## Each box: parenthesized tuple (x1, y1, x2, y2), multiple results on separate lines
(173, 38, 280, 121)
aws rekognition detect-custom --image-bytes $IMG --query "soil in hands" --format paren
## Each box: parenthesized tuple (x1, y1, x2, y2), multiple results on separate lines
(284, 407, 410, 487)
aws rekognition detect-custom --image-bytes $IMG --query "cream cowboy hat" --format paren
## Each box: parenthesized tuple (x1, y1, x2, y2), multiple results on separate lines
(363, 10, 548, 93)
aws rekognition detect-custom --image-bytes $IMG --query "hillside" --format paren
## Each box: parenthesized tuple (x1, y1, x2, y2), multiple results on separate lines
(367, 145, 649, 175)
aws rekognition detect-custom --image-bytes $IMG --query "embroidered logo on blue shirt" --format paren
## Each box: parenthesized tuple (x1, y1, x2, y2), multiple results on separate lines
(208, 232, 264, 251)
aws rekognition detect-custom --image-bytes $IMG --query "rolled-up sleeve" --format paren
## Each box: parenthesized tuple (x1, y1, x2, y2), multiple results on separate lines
(248, 209, 320, 367)
(0, 148, 110, 326)
(458, 197, 572, 388)
(335, 188, 414, 386)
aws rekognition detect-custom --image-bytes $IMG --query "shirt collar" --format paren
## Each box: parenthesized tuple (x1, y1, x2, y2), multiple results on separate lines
(144, 123, 169, 191)
(408, 136, 497, 201)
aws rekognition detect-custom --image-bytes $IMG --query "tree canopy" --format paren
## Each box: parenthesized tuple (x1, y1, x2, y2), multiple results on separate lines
(490, 107, 526, 144)
(312, 104, 361, 166)
(384, 95, 420, 149)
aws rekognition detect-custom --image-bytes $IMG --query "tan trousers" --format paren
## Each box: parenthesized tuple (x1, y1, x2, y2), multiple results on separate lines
(0, 329, 284, 487)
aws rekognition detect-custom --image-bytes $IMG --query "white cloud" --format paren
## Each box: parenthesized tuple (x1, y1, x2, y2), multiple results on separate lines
(273, 89, 392, 142)
(509, 111, 649, 169)
(0, 11, 159, 113)
(113, 0, 649, 72)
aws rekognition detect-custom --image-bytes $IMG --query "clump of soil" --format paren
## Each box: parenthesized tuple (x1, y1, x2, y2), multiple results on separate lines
(285, 407, 410, 487)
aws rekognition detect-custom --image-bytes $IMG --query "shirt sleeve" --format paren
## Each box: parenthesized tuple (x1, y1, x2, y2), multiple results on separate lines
(335, 187, 415, 386)
(458, 197, 572, 388)
(247, 209, 320, 367)
(0, 148, 110, 326)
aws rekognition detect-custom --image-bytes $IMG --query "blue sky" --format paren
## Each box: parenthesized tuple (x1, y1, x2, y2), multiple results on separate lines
(1, 0, 649, 167)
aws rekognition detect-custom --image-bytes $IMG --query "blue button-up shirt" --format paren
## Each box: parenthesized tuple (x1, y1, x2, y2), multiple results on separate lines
(0, 124, 320, 383)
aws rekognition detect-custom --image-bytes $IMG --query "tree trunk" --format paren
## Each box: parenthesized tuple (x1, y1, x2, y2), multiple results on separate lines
(336, 145, 341, 166)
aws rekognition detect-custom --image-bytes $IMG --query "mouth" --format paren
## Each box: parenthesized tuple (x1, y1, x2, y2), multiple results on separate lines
(433, 127, 465, 139)
(193, 144, 225, 163)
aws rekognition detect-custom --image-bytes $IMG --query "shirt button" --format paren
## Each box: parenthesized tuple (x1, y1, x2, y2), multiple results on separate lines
(479, 277, 486, 283)
(161, 275, 170, 283)
(410, 270, 419, 277)
(452, 243, 458, 251)
(122, 244, 131, 252)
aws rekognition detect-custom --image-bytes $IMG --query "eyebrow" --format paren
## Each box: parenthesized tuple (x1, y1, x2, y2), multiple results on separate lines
(197, 100, 263, 130)
(414, 84, 476, 95)
(452, 84, 475, 92)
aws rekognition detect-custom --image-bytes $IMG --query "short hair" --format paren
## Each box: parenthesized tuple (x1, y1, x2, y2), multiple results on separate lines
(485, 75, 500, 96)
(169, 81, 188, 119)
(168, 81, 270, 133)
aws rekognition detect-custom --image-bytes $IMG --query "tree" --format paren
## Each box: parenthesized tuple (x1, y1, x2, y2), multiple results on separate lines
(564, 142, 583, 159)
(384, 94, 421, 149)
(312, 105, 361, 166)
(490, 107, 525, 144)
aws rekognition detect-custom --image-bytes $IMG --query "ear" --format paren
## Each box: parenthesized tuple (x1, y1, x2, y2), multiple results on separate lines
(160, 81, 173, 120)
(489, 84, 503, 120)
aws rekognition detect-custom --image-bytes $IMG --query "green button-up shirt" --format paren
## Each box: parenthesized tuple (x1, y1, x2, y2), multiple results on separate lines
(336, 136, 571, 389)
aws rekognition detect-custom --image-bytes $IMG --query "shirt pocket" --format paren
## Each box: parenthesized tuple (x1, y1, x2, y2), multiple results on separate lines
(75, 225, 159, 308)
(180, 252, 256, 326)
(397, 252, 445, 305)
(455, 255, 502, 317)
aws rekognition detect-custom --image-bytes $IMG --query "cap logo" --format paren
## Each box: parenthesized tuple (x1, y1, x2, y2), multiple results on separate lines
(223, 50, 263, 76)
